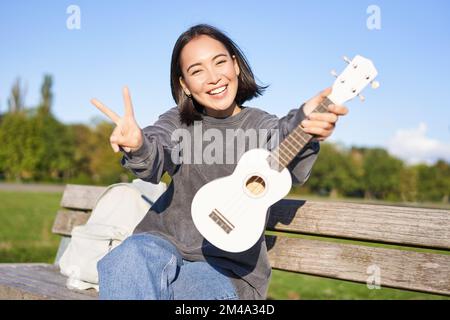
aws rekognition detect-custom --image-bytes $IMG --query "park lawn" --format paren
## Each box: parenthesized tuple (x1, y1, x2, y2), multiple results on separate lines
(268, 270, 448, 300)
(0, 191, 62, 263)
(0, 190, 448, 300)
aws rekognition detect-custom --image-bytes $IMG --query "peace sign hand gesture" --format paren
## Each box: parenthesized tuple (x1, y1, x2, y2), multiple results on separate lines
(90, 86, 143, 153)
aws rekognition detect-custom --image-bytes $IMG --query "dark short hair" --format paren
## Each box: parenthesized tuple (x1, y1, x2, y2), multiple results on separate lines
(170, 24, 267, 126)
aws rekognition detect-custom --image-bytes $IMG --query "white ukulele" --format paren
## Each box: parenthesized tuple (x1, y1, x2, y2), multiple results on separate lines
(191, 55, 379, 253)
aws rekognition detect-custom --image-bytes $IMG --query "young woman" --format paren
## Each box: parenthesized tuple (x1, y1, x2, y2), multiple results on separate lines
(91, 24, 348, 300)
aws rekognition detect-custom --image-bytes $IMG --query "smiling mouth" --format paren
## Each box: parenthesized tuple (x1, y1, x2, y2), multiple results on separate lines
(207, 85, 228, 95)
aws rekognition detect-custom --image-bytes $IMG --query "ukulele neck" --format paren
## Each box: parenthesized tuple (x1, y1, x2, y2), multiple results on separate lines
(268, 97, 334, 171)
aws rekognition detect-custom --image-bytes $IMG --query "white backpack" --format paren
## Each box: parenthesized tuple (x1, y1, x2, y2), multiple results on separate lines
(58, 179, 166, 291)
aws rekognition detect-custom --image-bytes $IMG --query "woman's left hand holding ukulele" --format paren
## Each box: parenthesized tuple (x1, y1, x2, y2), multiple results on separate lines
(302, 87, 349, 141)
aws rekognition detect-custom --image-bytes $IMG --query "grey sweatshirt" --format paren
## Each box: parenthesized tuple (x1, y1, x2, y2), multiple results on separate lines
(121, 104, 320, 300)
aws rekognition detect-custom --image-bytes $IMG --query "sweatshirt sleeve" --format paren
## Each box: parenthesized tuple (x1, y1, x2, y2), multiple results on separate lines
(254, 104, 320, 185)
(120, 107, 180, 184)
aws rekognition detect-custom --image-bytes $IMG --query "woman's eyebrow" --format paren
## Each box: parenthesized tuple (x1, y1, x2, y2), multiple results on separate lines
(186, 53, 228, 73)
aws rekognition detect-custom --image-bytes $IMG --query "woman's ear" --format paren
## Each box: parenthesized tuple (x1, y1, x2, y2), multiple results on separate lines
(232, 55, 240, 77)
(179, 76, 191, 96)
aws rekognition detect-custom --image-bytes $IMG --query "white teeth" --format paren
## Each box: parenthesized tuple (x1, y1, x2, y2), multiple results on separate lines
(209, 85, 227, 95)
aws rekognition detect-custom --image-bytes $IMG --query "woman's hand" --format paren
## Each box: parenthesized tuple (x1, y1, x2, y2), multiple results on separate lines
(90, 86, 143, 153)
(301, 87, 349, 141)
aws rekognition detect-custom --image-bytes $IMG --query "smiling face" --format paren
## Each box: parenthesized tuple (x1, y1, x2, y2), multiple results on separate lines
(179, 35, 241, 117)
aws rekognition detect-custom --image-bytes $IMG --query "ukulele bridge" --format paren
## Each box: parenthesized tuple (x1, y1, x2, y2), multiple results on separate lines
(209, 209, 235, 234)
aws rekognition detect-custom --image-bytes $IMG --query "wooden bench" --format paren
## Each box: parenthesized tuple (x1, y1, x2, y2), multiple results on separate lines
(1, 184, 449, 299)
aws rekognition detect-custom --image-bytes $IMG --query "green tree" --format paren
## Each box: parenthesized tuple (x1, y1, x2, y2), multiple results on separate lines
(399, 166, 418, 202)
(0, 75, 76, 182)
(30, 112, 75, 181)
(0, 109, 76, 182)
(363, 148, 403, 200)
(416, 161, 450, 203)
(66, 123, 96, 183)
(0, 112, 30, 180)
(435, 160, 450, 203)
(88, 120, 130, 185)
(7, 78, 26, 113)
(66, 120, 132, 185)
(38, 75, 53, 115)
(306, 143, 361, 198)
(342, 147, 366, 198)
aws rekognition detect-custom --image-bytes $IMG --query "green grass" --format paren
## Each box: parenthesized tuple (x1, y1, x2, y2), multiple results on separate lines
(268, 270, 448, 300)
(0, 191, 61, 263)
(0, 189, 448, 299)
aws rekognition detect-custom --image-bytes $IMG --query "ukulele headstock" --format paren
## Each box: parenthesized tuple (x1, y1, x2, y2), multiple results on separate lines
(328, 55, 379, 105)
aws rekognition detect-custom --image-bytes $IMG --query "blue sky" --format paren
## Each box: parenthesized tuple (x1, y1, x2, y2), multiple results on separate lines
(1, 0, 449, 164)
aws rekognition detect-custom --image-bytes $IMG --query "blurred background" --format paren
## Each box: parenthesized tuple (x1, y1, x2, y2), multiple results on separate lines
(0, 0, 449, 299)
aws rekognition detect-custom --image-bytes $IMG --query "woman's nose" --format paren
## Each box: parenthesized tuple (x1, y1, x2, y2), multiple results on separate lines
(205, 68, 221, 84)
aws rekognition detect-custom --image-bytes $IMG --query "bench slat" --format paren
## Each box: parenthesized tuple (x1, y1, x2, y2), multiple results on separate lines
(268, 199, 450, 250)
(60, 184, 106, 210)
(55, 187, 450, 251)
(0, 264, 97, 300)
(52, 210, 90, 236)
(266, 235, 450, 296)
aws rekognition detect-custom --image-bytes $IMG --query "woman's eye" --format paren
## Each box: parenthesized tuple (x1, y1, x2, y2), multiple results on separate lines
(217, 60, 226, 65)
(192, 70, 202, 75)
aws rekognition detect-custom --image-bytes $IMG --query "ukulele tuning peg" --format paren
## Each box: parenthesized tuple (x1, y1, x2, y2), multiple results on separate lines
(371, 80, 380, 89)
(330, 69, 338, 78)
(358, 94, 365, 102)
(343, 56, 351, 64)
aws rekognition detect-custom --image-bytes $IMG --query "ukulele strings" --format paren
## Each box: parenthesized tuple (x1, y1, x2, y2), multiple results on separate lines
(222, 148, 291, 222)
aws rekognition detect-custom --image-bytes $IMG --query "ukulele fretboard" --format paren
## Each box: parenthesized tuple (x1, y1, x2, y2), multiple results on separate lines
(267, 97, 334, 171)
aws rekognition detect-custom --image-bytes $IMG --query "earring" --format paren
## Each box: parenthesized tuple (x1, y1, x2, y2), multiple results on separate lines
(186, 93, 192, 99)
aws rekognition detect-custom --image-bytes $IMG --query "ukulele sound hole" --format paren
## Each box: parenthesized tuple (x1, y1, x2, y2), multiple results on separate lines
(245, 176, 266, 196)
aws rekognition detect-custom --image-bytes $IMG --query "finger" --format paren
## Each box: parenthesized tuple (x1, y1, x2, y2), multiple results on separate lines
(110, 142, 120, 153)
(110, 133, 120, 146)
(303, 126, 333, 138)
(308, 112, 338, 124)
(91, 98, 121, 125)
(319, 87, 332, 98)
(110, 134, 123, 146)
(117, 146, 132, 153)
(122, 86, 135, 119)
(311, 87, 333, 109)
(302, 120, 335, 130)
(110, 126, 126, 144)
(328, 104, 349, 116)
(110, 134, 134, 148)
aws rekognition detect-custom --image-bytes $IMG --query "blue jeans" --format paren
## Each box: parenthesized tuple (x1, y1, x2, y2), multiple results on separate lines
(97, 233, 238, 300)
